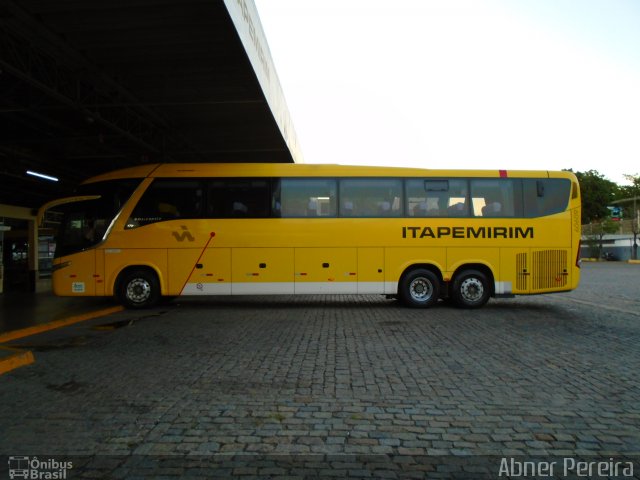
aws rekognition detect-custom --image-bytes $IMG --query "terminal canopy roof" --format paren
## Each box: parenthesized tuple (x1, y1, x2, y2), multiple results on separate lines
(0, 0, 301, 208)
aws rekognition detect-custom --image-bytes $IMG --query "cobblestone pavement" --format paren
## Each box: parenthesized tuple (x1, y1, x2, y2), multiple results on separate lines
(0, 263, 639, 478)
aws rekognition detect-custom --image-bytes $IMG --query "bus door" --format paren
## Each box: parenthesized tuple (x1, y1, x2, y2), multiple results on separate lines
(294, 247, 358, 294)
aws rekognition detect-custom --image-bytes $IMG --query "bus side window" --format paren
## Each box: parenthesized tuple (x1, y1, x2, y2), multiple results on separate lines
(523, 179, 570, 217)
(127, 179, 203, 227)
(470, 179, 519, 217)
(208, 179, 270, 218)
(279, 178, 337, 218)
(339, 178, 402, 217)
(406, 179, 446, 217)
(443, 180, 469, 217)
(406, 179, 471, 217)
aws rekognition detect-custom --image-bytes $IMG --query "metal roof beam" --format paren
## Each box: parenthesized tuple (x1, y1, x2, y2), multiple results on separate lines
(0, 0, 206, 162)
(0, 29, 166, 157)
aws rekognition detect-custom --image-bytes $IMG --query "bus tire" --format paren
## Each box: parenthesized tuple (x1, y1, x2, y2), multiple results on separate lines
(116, 268, 160, 309)
(451, 269, 490, 309)
(399, 268, 440, 308)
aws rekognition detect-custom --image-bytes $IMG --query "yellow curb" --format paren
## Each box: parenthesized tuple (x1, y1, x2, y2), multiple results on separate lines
(580, 258, 600, 262)
(0, 347, 35, 375)
(0, 306, 124, 344)
(628, 260, 640, 264)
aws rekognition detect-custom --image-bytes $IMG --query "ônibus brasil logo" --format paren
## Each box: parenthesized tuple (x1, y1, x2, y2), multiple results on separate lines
(8, 456, 73, 479)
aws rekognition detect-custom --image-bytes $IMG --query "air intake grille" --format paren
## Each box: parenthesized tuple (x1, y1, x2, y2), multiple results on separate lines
(532, 250, 568, 290)
(516, 253, 528, 291)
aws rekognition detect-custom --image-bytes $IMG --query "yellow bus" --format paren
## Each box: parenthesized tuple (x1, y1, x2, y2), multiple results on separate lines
(40, 163, 581, 309)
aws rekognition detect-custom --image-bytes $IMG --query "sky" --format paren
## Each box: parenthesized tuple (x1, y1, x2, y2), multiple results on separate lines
(253, 0, 640, 185)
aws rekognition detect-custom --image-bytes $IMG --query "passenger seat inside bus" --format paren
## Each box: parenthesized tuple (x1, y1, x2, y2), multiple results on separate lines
(482, 201, 502, 216)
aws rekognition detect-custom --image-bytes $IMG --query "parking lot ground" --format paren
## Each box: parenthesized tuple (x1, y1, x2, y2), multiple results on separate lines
(0, 262, 639, 478)
(0, 346, 34, 375)
(0, 284, 120, 335)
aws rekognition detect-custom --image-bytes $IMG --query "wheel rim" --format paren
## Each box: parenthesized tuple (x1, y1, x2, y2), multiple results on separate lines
(409, 277, 434, 303)
(460, 277, 484, 303)
(126, 277, 151, 304)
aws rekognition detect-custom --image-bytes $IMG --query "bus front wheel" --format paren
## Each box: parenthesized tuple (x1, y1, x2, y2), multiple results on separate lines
(116, 268, 160, 309)
(399, 268, 440, 308)
(451, 269, 491, 309)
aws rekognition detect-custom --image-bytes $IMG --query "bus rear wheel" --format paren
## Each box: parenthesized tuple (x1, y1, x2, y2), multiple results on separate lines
(117, 268, 160, 309)
(399, 268, 440, 308)
(451, 269, 490, 309)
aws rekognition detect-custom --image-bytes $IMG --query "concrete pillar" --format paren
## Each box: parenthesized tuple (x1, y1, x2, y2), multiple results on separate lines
(0, 204, 38, 293)
(28, 219, 38, 292)
(0, 229, 4, 294)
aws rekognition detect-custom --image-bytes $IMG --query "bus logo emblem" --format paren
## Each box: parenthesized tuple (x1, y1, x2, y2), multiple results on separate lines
(172, 226, 195, 242)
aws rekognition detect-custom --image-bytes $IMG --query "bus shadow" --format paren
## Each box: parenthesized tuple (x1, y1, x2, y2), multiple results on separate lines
(166, 295, 575, 315)
(169, 295, 394, 310)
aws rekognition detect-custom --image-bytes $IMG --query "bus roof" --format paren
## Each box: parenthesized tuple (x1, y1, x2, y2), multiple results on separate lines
(83, 163, 578, 183)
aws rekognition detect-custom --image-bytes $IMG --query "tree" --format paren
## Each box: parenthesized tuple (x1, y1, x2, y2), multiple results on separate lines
(614, 173, 640, 205)
(573, 170, 619, 224)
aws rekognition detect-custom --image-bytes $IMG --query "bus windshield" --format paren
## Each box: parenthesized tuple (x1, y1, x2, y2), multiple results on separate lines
(55, 179, 141, 258)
